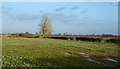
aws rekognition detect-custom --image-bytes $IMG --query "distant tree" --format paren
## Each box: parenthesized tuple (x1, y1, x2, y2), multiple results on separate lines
(58, 33, 61, 36)
(47, 22, 54, 35)
(96, 34, 100, 37)
(64, 32, 68, 36)
(39, 16, 53, 36)
(63, 33, 66, 36)
(36, 32, 38, 35)
(90, 34, 95, 37)
(25, 32, 29, 34)
(69, 33, 72, 36)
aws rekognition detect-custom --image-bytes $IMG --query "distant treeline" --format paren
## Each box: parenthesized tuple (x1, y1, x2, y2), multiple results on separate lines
(1, 32, 119, 37)
(1, 32, 119, 44)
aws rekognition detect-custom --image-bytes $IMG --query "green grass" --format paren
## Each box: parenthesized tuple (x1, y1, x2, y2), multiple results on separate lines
(2, 37, 119, 67)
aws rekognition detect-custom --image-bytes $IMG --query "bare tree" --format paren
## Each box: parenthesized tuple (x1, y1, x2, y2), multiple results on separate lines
(39, 16, 53, 36)
(47, 22, 54, 35)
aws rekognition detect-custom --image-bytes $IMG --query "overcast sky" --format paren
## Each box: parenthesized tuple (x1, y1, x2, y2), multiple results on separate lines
(2, 2, 118, 35)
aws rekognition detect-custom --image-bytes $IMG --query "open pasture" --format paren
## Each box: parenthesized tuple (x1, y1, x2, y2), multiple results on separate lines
(2, 37, 119, 67)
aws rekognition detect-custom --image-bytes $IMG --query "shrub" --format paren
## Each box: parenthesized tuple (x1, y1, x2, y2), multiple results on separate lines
(47, 36, 68, 40)
(76, 37, 102, 42)
(105, 38, 120, 44)
(27, 35, 40, 38)
(70, 37, 76, 40)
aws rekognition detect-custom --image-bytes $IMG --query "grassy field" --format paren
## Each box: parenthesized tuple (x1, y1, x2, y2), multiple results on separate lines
(2, 37, 119, 67)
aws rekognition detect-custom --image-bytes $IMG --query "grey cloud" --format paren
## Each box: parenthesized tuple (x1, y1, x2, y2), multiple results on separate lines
(2, 11, 9, 14)
(16, 13, 41, 21)
(87, 19, 102, 25)
(1, 6, 13, 16)
(83, 17, 89, 20)
(94, 23, 101, 25)
(39, 10, 43, 13)
(81, 10, 87, 13)
(2, 11, 13, 18)
(95, 20, 100, 22)
(55, 7, 66, 11)
(0, 6, 13, 10)
(91, 19, 100, 23)
(90, 22, 102, 25)
(71, 6, 79, 10)
(43, 12, 64, 19)
(77, 22, 87, 25)
(62, 14, 78, 23)
(42, 12, 78, 25)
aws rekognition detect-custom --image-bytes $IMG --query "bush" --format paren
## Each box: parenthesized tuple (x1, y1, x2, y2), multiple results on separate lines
(27, 35, 40, 38)
(76, 37, 102, 42)
(70, 37, 76, 40)
(105, 38, 120, 44)
(47, 36, 68, 40)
